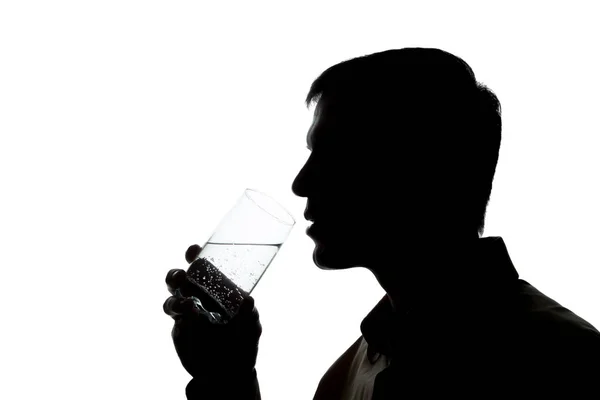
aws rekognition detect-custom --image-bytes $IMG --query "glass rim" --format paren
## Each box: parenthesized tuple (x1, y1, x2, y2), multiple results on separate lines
(244, 188, 296, 227)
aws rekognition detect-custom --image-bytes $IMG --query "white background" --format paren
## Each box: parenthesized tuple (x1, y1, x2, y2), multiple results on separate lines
(1, 2, 599, 399)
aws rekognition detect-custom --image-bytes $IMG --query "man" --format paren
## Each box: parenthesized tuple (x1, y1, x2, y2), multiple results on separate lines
(164, 48, 600, 399)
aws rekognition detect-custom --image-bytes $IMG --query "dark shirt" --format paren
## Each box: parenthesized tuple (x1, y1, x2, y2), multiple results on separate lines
(313, 236, 600, 399)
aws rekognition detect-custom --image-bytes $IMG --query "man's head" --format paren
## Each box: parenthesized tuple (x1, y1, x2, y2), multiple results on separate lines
(292, 48, 502, 271)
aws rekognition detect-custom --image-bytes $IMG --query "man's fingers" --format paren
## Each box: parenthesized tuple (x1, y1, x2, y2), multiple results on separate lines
(185, 244, 202, 264)
(166, 269, 187, 296)
(163, 296, 201, 319)
(183, 275, 229, 316)
(164, 296, 219, 326)
(166, 265, 227, 317)
(163, 296, 185, 319)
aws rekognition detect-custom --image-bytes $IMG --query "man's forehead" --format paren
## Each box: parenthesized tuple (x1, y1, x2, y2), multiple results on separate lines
(306, 96, 335, 150)
(314, 95, 335, 115)
(306, 116, 316, 150)
(306, 107, 323, 150)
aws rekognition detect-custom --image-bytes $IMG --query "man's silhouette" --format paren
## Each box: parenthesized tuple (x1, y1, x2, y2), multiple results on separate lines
(164, 48, 600, 399)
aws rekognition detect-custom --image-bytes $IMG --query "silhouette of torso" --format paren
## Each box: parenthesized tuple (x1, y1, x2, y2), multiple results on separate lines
(313, 237, 600, 399)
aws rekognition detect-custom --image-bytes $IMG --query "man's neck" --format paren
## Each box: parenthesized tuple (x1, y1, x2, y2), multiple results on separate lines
(369, 235, 481, 314)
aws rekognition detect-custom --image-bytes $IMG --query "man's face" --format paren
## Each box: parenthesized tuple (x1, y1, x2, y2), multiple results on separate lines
(291, 95, 482, 275)
(291, 97, 392, 270)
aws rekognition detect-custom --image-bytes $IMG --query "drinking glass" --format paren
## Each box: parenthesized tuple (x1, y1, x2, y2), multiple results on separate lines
(184, 188, 295, 323)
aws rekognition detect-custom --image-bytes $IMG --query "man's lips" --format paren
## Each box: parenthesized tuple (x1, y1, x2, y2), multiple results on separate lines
(304, 205, 318, 222)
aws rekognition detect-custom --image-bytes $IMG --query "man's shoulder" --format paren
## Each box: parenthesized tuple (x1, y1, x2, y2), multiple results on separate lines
(512, 279, 600, 345)
(481, 280, 600, 391)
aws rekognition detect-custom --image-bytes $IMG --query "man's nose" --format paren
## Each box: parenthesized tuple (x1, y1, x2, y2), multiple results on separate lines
(291, 170, 305, 197)
(291, 162, 312, 198)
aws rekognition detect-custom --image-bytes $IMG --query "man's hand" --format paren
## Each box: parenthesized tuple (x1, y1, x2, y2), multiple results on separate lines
(163, 245, 262, 380)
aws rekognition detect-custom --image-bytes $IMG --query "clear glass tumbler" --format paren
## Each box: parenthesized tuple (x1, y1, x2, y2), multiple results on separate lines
(185, 188, 295, 323)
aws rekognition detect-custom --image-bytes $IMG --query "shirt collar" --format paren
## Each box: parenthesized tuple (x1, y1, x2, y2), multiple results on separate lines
(359, 236, 519, 360)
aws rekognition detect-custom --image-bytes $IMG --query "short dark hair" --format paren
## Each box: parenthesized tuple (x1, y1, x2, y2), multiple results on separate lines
(304, 48, 502, 236)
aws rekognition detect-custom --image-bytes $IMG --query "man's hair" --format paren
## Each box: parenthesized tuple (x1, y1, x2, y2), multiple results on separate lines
(304, 48, 502, 236)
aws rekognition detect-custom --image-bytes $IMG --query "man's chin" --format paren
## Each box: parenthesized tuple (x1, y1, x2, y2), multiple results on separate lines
(312, 242, 357, 270)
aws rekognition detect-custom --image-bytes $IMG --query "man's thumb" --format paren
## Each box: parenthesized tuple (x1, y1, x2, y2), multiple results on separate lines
(185, 244, 202, 264)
